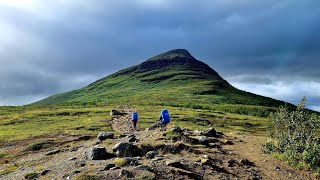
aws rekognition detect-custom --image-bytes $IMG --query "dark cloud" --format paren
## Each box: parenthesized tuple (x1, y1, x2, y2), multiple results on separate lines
(0, 0, 319, 110)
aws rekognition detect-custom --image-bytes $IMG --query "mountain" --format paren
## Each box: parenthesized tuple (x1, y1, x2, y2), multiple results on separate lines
(34, 49, 292, 115)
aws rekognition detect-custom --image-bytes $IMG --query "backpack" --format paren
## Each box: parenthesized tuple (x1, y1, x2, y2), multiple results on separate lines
(161, 109, 170, 124)
(132, 112, 138, 122)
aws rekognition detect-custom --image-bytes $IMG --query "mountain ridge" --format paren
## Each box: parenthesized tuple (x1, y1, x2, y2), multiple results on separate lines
(34, 49, 293, 116)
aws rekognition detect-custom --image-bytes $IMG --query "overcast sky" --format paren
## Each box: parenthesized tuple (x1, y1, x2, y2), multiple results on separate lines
(0, 0, 319, 111)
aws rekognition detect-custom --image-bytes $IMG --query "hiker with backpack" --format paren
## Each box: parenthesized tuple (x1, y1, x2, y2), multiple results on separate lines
(158, 109, 170, 130)
(132, 112, 139, 130)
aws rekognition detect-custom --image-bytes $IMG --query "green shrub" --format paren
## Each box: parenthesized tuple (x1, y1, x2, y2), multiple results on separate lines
(265, 97, 320, 169)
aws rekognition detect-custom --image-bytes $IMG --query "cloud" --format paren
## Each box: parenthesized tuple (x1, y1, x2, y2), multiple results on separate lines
(0, 0, 319, 107)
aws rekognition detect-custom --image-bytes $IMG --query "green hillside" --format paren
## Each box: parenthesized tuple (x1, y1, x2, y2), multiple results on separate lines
(34, 49, 292, 116)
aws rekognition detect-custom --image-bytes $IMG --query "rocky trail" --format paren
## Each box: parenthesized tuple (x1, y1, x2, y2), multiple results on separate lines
(0, 108, 317, 180)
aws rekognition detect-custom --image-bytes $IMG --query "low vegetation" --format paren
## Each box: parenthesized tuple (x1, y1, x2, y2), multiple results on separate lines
(263, 97, 320, 170)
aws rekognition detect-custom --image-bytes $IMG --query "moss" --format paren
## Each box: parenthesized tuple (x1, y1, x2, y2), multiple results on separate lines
(111, 158, 127, 167)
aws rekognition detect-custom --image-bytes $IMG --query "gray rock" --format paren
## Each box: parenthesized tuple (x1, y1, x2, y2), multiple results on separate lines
(171, 126, 184, 133)
(105, 164, 116, 170)
(86, 147, 114, 160)
(112, 142, 142, 157)
(146, 151, 157, 159)
(166, 160, 185, 169)
(97, 132, 114, 141)
(46, 149, 61, 156)
(40, 169, 50, 176)
(75, 160, 87, 168)
(201, 128, 217, 137)
(198, 136, 209, 145)
(227, 159, 237, 167)
(240, 159, 254, 166)
(74, 170, 81, 174)
(128, 136, 138, 142)
(110, 167, 121, 170)
(110, 110, 124, 116)
(224, 140, 234, 145)
(119, 169, 134, 178)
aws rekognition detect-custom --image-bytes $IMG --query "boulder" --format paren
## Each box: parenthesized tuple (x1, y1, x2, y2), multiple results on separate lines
(97, 132, 114, 141)
(201, 128, 217, 137)
(146, 151, 157, 159)
(86, 147, 114, 160)
(112, 142, 142, 157)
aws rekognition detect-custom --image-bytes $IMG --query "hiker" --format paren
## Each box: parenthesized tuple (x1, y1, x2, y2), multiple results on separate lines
(158, 109, 170, 130)
(132, 112, 139, 130)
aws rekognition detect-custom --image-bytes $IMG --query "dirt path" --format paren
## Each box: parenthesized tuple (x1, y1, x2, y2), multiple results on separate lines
(111, 107, 135, 134)
(225, 133, 316, 180)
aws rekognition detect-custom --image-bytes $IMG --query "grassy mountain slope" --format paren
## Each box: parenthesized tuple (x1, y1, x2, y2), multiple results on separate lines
(34, 49, 292, 115)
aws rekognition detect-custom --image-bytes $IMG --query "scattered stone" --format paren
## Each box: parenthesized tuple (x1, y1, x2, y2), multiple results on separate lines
(215, 132, 224, 138)
(146, 151, 157, 159)
(97, 132, 114, 141)
(74, 170, 81, 174)
(240, 159, 255, 167)
(224, 140, 234, 145)
(201, 158, 212, 166)
(119, 169, 134, 178)
(201, 128, 217, 137)
(227, 159, 237, 167)
(275, 166, 281, 171)
(198, 136, 209, 145)
(110, 167, 121, 170)
(40, 169, 50, 176)
(46, 149, 61, 156)
(133, 157, 142, 160)
(171, 126, 184, 133)
(69, 157, 77, 161)
(75, 160, 87, 168)
(112, 142, 142, 157)
(128, 136, 138, 142)
(123, 157, 139, 166)
(166, 160, 185, 169)
(203, 155, 209, 159)
(110, 110, 124, 116)
(86, 147, 114, 160)
(105, 164, 116, 170)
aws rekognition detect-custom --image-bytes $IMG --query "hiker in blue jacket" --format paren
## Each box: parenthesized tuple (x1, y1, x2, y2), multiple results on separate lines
(158, 109, 170, 130)
(132, 112, 139, 130)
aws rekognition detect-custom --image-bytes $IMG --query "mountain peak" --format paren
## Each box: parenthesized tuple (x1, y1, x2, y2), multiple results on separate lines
(147, 49, 194, 62)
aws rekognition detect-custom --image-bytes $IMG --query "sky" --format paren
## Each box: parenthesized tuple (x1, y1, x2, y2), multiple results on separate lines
(0, 0, 319, 111)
